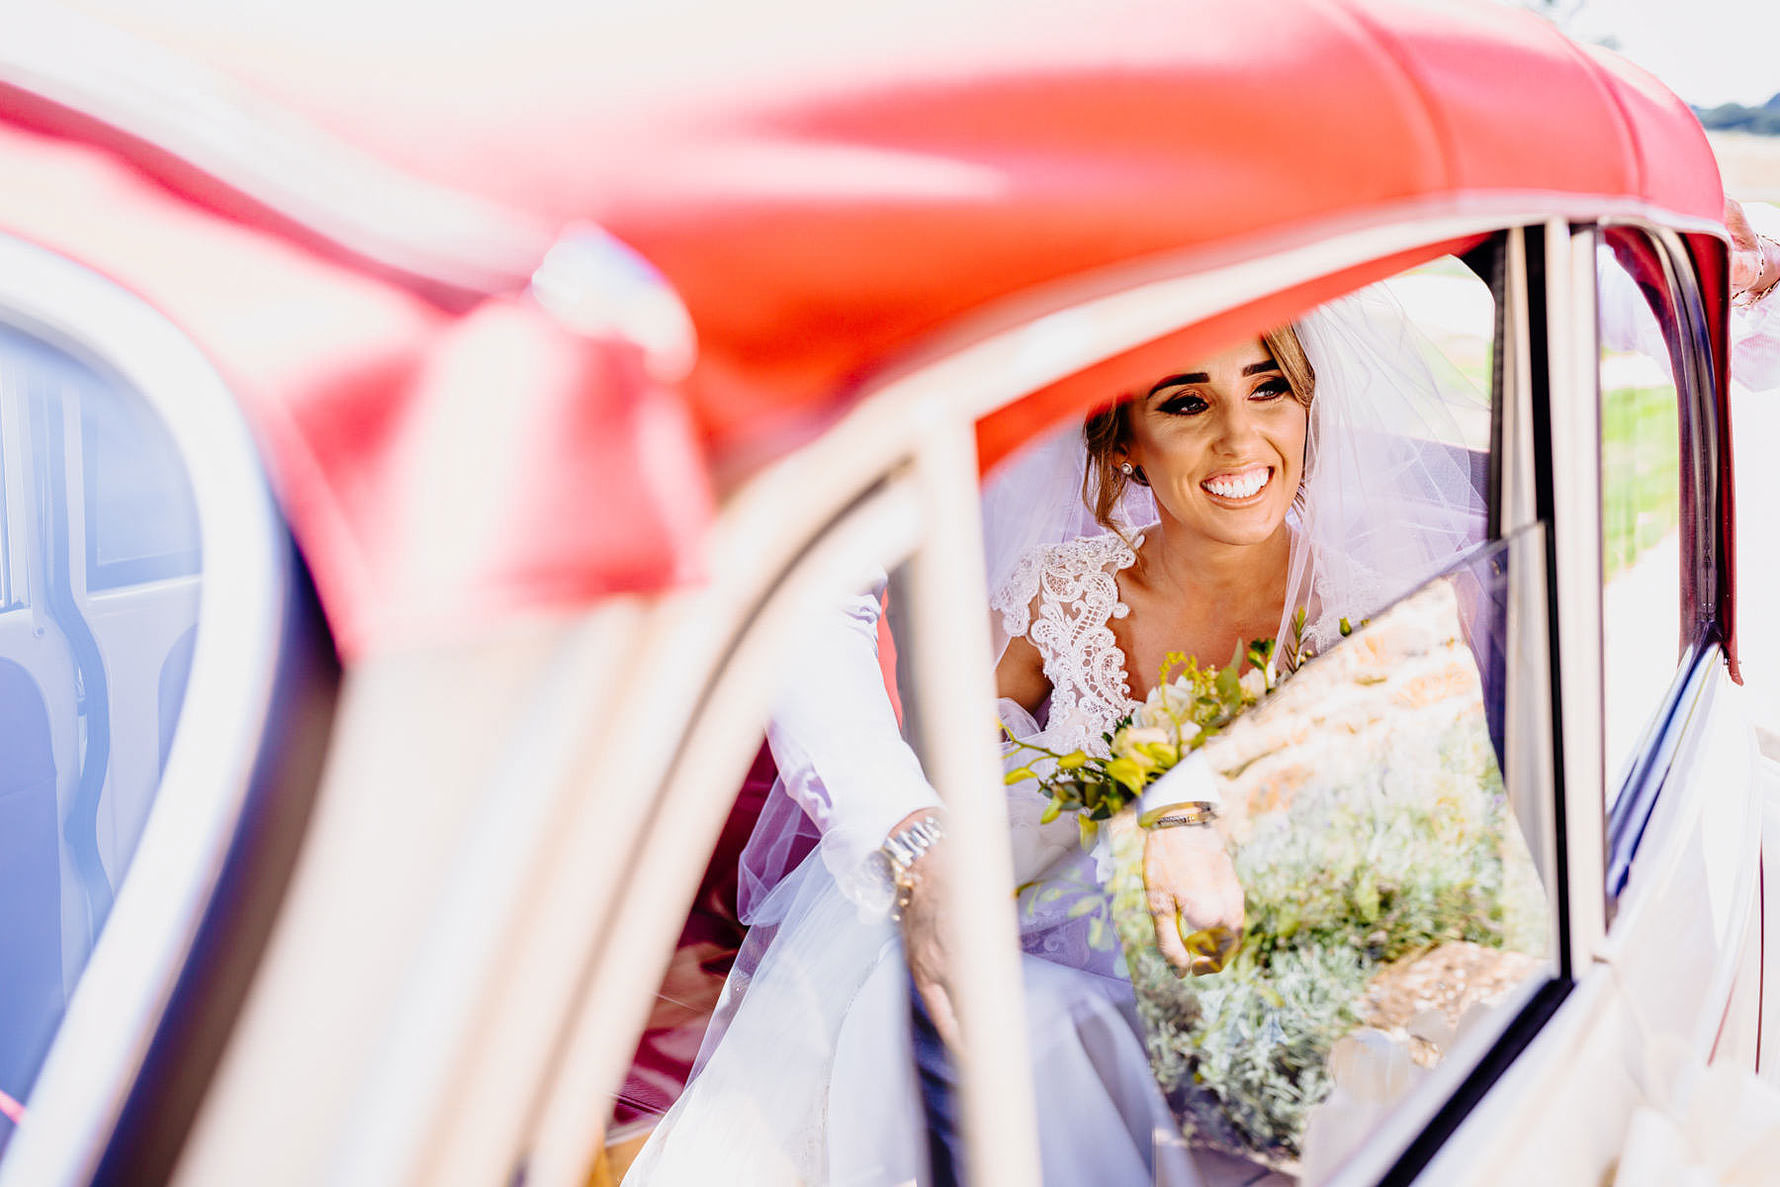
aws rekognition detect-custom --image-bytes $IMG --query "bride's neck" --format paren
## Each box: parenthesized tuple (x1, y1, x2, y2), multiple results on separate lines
(1137, 519, 1291, 611)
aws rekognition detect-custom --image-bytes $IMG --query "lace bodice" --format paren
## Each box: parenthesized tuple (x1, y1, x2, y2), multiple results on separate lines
(990, 532, 1144, 755)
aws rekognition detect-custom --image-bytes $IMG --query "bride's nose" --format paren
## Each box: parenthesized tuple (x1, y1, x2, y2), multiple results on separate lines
(1211, 395, 1266, 452)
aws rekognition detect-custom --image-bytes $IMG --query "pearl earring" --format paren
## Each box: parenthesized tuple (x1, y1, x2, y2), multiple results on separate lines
(1120, 462, 1134, 476)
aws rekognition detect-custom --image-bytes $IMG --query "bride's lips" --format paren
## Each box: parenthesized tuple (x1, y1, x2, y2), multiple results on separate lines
(1199, 463, 1273, 506)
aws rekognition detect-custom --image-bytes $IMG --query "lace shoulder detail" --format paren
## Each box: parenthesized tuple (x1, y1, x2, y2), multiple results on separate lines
(990, 531, 1143, 753)
(991, 532, 1134, 640)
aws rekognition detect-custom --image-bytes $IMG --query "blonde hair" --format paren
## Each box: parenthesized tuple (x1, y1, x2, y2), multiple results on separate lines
(1082, 324, 1315, 532)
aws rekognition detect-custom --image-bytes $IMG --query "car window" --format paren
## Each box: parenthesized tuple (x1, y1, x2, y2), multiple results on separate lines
(966, 260, 1558, 1185)
(0, 323, 202, 1150)
(1595, 236, 1687, 802)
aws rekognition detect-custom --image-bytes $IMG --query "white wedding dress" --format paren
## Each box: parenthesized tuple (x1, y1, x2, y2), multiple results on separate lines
(624, 529, 1205, 1187)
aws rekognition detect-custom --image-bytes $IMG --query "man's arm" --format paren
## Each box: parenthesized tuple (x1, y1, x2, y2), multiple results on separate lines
(766, 576, 942, 912)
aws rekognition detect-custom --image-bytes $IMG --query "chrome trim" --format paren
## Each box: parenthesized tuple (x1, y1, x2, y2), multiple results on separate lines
(528, 227, 698, 383)
(903, 419, 1042, 1187)
(2, 6, 551, 301)
(1605, 635, 1715, 898)
(0, 234, 286, 1186)
(1545, 219, 1608, 965)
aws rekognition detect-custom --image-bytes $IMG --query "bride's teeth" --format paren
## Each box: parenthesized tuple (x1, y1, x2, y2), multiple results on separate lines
(1204, 468, 1269, 499)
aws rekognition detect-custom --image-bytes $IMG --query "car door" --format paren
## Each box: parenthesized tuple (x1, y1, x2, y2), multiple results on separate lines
(0, 232, 333, 1187)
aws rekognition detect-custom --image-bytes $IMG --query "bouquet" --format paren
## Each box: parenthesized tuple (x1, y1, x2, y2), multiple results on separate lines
(1002, 636, 1281, 847)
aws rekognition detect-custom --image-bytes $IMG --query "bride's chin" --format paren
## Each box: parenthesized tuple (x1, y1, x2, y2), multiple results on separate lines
(1188, 504, 1291, 547)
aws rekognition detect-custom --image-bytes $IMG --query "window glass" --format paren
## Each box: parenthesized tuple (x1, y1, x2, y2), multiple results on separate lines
(1105, 532, 1550, 1183)
(1596, 238, 1686, 798)
(0, 324, 202, 1150)
(82, 391, 201, 590)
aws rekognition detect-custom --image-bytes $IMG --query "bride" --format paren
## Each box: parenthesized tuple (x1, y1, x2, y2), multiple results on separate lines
(625, 216, 1780, 1185)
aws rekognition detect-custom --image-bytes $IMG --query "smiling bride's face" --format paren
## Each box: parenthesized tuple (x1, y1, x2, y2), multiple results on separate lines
(1119, 336, 1309, 549)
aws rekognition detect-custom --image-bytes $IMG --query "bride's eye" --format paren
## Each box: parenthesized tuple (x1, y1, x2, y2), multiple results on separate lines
(1250, 377, 1292, 401)
(1157, 391, 1209, 416)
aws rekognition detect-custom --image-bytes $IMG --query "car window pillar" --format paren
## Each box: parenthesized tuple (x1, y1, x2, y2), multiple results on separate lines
(1498, 228, 1563, 955)
(1542, 220, 1609, 967)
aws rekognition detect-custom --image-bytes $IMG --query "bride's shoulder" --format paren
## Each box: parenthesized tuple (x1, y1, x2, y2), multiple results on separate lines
(989, 529, 1143, 635)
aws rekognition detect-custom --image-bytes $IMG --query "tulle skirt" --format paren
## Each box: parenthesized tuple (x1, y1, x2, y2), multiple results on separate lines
(622, 842, 1203, 1186)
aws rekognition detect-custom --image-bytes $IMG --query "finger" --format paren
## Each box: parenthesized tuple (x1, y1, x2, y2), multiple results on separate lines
(1222, 884, 1247, 935)
(919, 979, 963, 1050)
(1152, 900, 1195, 974)
(1726, 197, 1757, 246)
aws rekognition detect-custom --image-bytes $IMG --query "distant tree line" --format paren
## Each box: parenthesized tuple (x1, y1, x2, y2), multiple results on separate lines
(1695, 94, 1780, 137)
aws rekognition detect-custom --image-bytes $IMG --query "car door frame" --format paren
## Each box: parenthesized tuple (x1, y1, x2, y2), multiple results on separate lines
(508, 210, 1587, 1187)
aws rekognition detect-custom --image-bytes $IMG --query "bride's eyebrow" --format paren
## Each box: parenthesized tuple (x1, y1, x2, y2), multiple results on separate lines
(1147, 372, 1207, 396)
(1147, 358, 1282, 397)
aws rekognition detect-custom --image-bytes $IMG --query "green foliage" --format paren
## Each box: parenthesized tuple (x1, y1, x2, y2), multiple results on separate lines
(1002, 642, 1275, 821)
(1600, 381, 1681, 581)
(1107, 714, 1545, 1164)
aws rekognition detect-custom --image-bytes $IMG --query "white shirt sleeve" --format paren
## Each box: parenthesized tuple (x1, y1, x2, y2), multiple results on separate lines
(766, 573, 942, 913)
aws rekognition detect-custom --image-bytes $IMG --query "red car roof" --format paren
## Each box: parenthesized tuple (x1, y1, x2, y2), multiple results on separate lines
(0, 0, 1732, 659)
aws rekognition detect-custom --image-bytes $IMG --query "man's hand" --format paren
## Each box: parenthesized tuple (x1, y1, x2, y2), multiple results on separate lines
(891, 814, 961, 1048)
(1143, 824, 1245, 976)
(1728, 197, 1776, 300)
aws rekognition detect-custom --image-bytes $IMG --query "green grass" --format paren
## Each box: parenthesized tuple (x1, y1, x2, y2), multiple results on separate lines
(1600, 380, 1681, 581)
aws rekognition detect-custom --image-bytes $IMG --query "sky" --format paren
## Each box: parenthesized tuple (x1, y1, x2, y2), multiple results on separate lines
(60, 0, 1780, 110)
(1555, 0, 1780, 106)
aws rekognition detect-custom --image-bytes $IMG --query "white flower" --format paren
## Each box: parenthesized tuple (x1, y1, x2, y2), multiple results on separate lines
(1138, 680, 1199, 731)
(1239, 668, 1267, 701)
